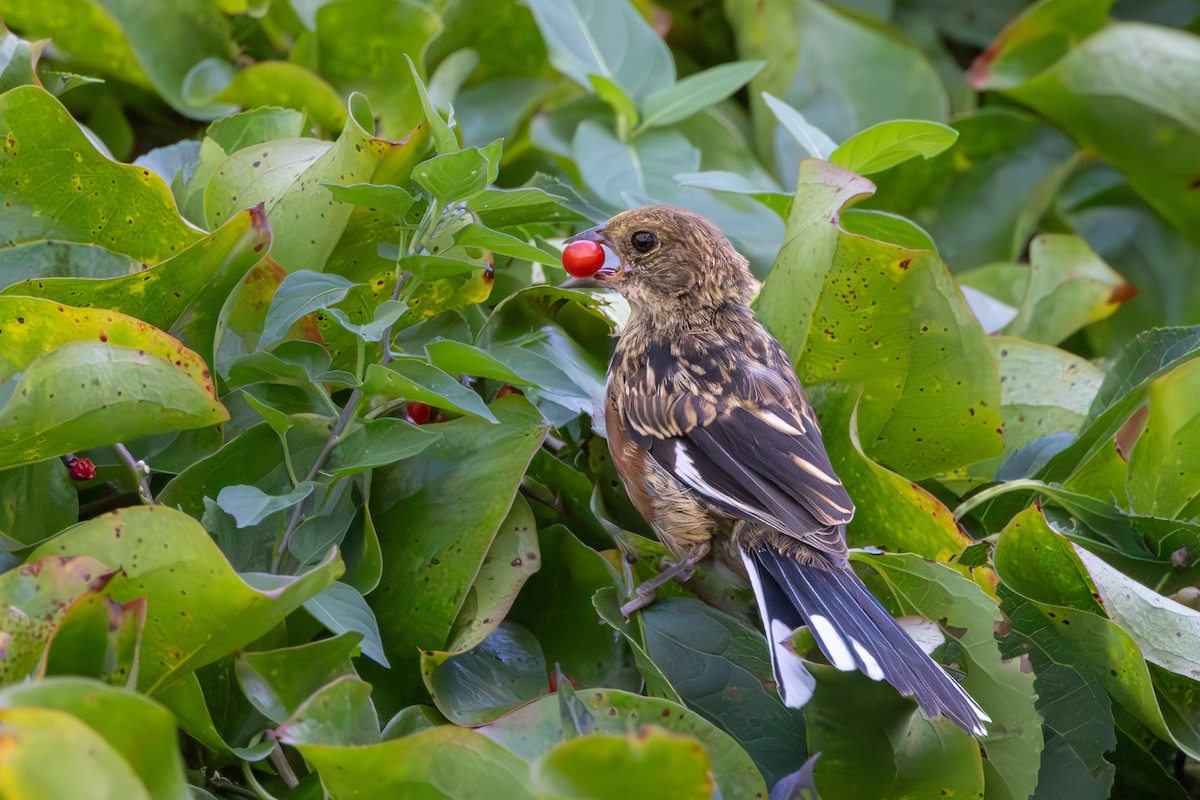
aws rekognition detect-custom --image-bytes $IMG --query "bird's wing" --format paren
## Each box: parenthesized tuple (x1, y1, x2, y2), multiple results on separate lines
(620, 348, 854, 559)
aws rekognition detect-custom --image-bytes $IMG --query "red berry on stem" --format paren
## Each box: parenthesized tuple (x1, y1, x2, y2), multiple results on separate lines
(65, 455, 96, 481)
(562, 240, 606, 278)
(406, 401, 432, 425)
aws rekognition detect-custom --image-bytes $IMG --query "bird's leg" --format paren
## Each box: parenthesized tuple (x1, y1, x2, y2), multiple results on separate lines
(621, 543, 710, 617)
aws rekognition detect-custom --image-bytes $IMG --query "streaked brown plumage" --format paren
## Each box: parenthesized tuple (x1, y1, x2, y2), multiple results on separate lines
(568, 205, 989, 737)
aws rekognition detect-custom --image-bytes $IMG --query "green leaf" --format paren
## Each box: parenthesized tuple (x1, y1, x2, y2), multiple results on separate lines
(0, 678, 189, 800)
(235, 632, 362, 724)
(641, 598, 807, 787)
(411, 142, 500, 206)
(829, 119, 958, 175)
(304, 582, 391, 668)
(803, 663, 984, 800)
(0, 24, 41, 93)
(1004, 234, 1131, 345)
(966, 0, 1112, 90)
(215, 482, 314, 528)
(594, 587, 682, 704)
(325, 300, 409, 343)
(330, 417, 440, 478)
(367, 397, 547, 705)
(3, 207, 271, 365)
(477, 687, 767, 799)
(258, 270, 357, 348)
(813, 386, 973, 559)
(0, 705, 151, 799)
(407, 53, 458, 154)
(467, 186, 586, 229)
(0, 555, 116, 683)
(422, 622, 548, 726)
(760, 92, 837, 160)
(426, 340, 538, 387)
(455, 223, 562, 266)
(205, 94, 408, 271)
(731, 0, 947, 179)
(0, 1, 234, 118)
(326, 182, 416, 217)
(1127, 357, 1200, 518)
(1000, 23, 1200, 248)
(856, 552, 1043, 800)
(994, 505, 1200, 758)
(445, 496, 542, 654)
(869, 109, 1077, 270)
(638, 61, 765, 131)
(0, 335, 227, 469)
(29, 506, 342, 694)
(590, 74, 639, 128)
(507, 526, 631, 690)
(309, 0, 442, 140)
(0, 458, 78, 547)
(1039, 326, 1200, 483)
(572, 122, 700, 209)
(524, 0, 675, 102)
(283, 724, 539, 799)
(969, 337, 1103, 478)
(363, 358, 499, 423)
(754, 160, 1002, 477)
(155, 672, 274, 761)
(0, 87, 200, 279)
(215, 61, 346, 131)
(673, 171, 792, 218)
(1072, 544, 1200, 680)
(533, 727, 715, 800)
(999, 589, 1115, 800)
(275, 675, 381, 747)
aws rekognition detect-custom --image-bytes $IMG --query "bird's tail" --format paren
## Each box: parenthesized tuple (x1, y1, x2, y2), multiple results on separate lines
(741, 546, 990, 737)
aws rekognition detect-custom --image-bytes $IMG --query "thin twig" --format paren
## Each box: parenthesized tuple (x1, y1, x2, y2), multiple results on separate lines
(113, 443, 154, 505)
(273, 388, 362, 570)
(379, 270, 412, 367)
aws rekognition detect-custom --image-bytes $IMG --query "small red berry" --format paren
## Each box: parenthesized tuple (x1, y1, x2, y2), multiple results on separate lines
(65, 455, 96, 481)
(496, 385, 524, 398)
(562, 240, 606, 278)
(547, 672, 580, 693)
(406, 402, 431, 425)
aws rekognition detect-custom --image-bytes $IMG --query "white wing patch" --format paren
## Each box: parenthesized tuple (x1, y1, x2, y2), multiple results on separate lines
(740, 547, 815, 709)
(807, 614, 857, 671)
(852, 640, 885, 681)
(757, 409, 806, 436)
(770, 619, 816, 708)
(673, 441, 763, 518)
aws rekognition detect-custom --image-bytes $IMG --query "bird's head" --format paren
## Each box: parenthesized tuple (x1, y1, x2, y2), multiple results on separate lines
(565, 206, 754, 315)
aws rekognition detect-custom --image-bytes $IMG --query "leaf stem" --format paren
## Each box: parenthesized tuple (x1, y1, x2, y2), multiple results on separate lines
(379, 270, 412, 367)
(953, 478, 1049, 521)
(240, 760, 282, 800)
(113, 443, 154, 505)
(268, 740, 299, 789)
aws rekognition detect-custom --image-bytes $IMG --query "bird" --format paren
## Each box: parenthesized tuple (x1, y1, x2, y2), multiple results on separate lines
(565, 205, 989, 737)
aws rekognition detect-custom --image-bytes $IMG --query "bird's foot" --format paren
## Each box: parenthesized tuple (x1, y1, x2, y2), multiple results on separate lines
(620, 545, 710, 618)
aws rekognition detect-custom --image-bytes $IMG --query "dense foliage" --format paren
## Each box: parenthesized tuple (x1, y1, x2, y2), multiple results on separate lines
(1, 0, 1199, 797)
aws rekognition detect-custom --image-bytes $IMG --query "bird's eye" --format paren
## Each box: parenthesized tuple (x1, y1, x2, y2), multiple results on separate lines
(631, 230, 659, 254)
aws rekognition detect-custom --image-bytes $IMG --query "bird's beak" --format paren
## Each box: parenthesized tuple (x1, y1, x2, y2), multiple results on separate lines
(561, 225, 622, 288)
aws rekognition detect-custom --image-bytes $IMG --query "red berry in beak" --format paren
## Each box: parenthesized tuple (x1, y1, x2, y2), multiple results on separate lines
(562, 240, 606, 277)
